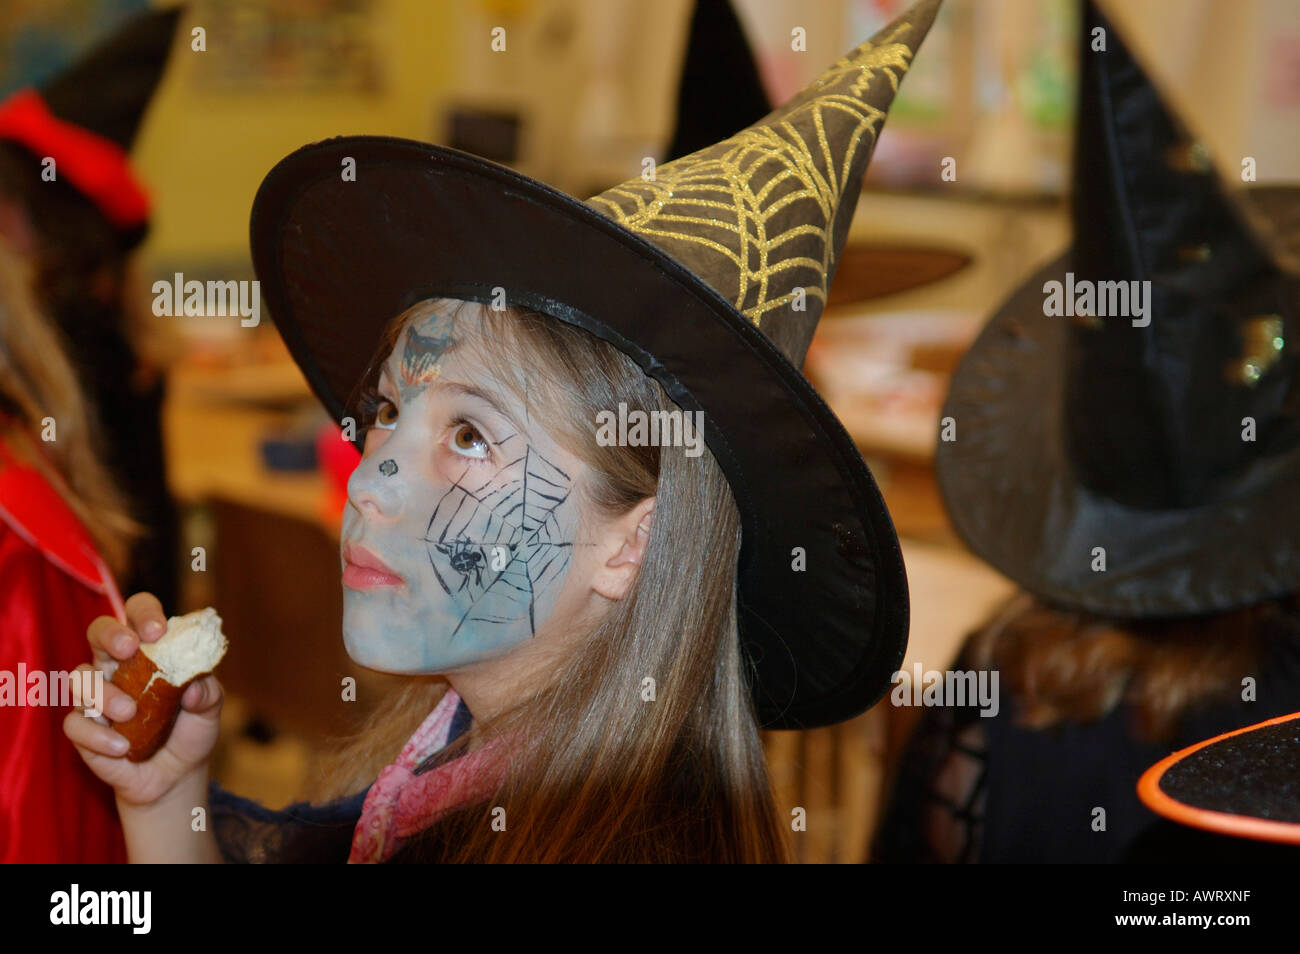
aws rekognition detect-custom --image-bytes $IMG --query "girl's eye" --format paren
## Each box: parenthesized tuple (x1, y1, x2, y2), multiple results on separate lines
(450, 422, 490, 460)
(374, 398, 398, 430)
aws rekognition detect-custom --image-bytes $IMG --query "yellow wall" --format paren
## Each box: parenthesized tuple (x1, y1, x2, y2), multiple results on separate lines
(132, 0, 463, 266)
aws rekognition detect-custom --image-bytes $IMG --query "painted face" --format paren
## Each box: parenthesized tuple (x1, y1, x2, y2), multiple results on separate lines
(340, 306, 583, 673)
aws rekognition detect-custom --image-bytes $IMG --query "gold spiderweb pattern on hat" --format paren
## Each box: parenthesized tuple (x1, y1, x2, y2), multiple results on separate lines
(586, 22, 920, 338)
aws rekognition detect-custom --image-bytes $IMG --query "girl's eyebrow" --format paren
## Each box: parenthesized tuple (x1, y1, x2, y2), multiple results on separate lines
(381, 362, 524, 442)
(440, 381, 525, 438)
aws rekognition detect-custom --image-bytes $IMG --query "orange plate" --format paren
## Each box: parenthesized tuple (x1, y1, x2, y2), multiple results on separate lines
(1137, 710, 1300, 845)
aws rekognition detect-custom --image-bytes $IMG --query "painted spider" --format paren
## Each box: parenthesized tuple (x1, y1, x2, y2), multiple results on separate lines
(435, 537, 486, 591)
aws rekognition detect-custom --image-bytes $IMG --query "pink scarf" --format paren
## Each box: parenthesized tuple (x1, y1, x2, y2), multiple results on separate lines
(348, 687, 505, 863)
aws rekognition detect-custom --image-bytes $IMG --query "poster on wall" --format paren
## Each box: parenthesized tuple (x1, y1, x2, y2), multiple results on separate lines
(186, 0, 383, 94)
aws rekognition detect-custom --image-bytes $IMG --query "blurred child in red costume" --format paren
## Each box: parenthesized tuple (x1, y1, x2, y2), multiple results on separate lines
(0, 7, 183, 864)
(0, 238, 140, 862)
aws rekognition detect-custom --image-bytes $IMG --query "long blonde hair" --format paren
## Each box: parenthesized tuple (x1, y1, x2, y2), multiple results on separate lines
(310, 298, 789, 862)
(0, 241, 140, 576)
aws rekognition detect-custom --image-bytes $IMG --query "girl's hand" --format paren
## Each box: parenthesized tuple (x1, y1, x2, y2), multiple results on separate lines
(62, 592, 224, 807)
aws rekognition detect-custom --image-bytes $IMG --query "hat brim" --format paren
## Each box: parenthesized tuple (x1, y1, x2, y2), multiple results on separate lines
(250, 136, 908, 730)
(1138, 710, 1300, 845)
(935, 251, 1300, 617)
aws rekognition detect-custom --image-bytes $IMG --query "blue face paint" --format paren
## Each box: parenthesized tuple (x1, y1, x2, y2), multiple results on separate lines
(340, 308, 581, 673)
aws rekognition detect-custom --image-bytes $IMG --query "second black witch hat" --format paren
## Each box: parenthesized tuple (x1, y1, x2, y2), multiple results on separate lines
(936, 1, 1300, 618)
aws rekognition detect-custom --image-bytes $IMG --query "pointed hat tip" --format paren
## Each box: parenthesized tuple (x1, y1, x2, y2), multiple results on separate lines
(770, 0, 942, 127)
(855, 0, 943, 68)
(584, 0, 945, 364)
(865, 0, 944, 54)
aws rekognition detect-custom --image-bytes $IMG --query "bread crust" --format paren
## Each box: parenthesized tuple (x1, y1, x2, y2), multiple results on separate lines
(110, 651, 193, 762)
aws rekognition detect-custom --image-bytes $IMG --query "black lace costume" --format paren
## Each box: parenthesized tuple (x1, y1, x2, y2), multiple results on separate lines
(872, 623, 1300, 863)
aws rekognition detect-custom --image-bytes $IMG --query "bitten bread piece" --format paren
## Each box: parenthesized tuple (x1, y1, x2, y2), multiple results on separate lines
(110, 607, 228, 762)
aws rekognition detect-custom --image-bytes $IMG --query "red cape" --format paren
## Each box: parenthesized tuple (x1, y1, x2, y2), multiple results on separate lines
(0, 432, 127, 863)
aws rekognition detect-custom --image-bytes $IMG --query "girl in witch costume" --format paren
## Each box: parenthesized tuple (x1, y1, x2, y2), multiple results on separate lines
(873, 2, 1300, 865)
(0, 237, 141, 862)
(63, 0, 943, 863)
(0, 8, 184, 612)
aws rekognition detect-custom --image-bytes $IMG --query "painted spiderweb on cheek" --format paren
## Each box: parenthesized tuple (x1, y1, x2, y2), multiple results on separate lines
(424, 447, 574, 638)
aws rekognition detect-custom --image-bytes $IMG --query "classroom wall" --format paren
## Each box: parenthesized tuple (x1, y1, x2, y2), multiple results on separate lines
(132, 0, 463, 268)
(130, 0, 695, 274)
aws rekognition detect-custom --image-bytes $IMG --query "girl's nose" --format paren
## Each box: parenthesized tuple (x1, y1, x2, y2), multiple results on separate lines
(348, 450, 406, 517)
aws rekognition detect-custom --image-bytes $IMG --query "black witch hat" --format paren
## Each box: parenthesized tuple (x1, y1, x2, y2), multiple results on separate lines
(663, 0, 771, 162)
(251, 0, 944, 729)
(0, 7, 182, 249)
(936, 1, 1300, 618)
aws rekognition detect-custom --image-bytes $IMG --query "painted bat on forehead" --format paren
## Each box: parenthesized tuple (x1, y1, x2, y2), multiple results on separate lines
(401, 314, 456, 387)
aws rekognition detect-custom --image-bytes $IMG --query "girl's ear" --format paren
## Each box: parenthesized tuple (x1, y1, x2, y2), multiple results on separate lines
(591, 496, 656, 601)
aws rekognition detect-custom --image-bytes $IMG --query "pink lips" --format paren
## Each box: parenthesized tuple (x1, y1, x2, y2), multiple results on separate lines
(343, 543, 405, 589)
